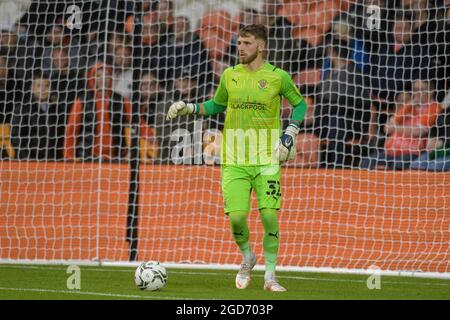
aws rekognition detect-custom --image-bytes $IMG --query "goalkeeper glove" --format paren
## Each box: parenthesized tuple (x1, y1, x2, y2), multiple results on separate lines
(166, 101, 196, 120)
(275, 124, 299, 163)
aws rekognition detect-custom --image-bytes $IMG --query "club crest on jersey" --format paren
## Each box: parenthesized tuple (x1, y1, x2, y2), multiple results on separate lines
(258, 79, 268, 90)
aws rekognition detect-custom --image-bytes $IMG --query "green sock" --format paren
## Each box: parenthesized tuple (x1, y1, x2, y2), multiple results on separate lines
(229, 211, 251, 258)
(260, 208, 279, 273)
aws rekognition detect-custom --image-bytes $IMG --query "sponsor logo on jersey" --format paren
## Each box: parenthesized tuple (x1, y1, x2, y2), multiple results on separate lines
(229, 102, 266, 111)
(258, 79, 268, 90)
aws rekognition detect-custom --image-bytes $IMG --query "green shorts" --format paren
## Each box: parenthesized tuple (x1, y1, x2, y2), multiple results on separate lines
(221, 165, 281, 214)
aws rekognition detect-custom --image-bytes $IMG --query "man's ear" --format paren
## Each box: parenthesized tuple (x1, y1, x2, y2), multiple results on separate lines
(257, 40, 266, 53)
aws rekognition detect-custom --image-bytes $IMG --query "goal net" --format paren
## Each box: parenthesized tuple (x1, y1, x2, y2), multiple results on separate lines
(0, 0, 449, 277)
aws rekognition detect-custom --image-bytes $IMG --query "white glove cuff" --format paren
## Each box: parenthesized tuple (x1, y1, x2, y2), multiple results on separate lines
(285, 123, 299, 136)
(186, 103, 196, 114)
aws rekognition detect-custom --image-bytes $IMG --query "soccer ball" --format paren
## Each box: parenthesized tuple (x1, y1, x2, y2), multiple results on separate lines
(134, 261, 168, 291)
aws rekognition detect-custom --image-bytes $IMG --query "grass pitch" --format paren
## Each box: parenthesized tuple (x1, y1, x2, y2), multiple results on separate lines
(0, 264, 449, 300)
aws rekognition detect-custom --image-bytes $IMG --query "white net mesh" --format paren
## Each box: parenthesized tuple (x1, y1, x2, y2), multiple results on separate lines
(0, 0, 449, 275)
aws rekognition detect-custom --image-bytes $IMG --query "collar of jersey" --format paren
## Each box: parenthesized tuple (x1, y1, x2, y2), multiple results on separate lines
(241, 61, 269, 73)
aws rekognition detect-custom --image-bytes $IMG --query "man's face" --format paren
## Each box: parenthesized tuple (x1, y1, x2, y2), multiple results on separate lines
(393, 20, 412, 43)
(396, 92, 412, 106)
(46, 26, 64, 45)
(157, 1, 171, 21)
(52, 48, 70, 72)
(0, 57, 7, 80)
(0, 32, 18, 47)
(140, 74, 159, 100)
(411, 0, 428, 10)
(143, 0, 151, 11)
(327, 47, 346, 69)
(237, 35, 263, 64)
(114, 46, 132, 69)
(412, 80, 432, 105)
(142, 13, 159, 44)
(174, 77, 196, 97)
(332, 22, 351, 42)
(174, 16, 190, 37)
(32, 78, 51, 102)
(107, 34, 124, 54)
(94, 68, 112, 92)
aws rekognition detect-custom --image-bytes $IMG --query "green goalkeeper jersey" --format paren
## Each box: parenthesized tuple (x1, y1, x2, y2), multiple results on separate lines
(213, 62, 304, 166)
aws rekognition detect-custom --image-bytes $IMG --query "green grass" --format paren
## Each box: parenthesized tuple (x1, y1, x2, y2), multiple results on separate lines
(0, 264, 450, 300)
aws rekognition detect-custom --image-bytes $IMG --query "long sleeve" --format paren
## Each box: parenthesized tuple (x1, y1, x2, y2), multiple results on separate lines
(10, 106, 24, 159)
(122, 97, 156, 139)
(63, 98, 83, 160)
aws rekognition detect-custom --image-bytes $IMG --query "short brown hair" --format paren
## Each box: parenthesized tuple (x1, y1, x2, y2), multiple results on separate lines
(238, 24, 268, 44)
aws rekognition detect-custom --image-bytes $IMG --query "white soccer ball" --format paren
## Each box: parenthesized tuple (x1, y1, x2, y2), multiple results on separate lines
(134, 261, 168, 291)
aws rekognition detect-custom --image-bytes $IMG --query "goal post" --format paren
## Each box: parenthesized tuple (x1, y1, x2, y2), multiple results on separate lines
(0, 0, 449, 279)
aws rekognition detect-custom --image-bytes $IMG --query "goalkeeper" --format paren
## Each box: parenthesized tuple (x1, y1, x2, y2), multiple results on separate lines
(166, 24, 307, 292)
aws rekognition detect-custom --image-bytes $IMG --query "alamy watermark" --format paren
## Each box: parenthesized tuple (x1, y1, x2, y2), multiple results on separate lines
(366, 5, 381, 30)
(366, 265, 381, 290)
(66, 5, 82, 30)
(66, 265, 81, 290)
(169, 120, 282, 166)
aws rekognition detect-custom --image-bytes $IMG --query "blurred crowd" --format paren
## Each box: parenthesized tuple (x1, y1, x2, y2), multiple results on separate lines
(0, 0, 449, 171)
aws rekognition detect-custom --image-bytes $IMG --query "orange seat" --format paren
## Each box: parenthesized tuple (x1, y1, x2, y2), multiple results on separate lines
(281, 98, 292, 119)
(298, 0, 339, 33)
(281, 0, 341, 36)
(339, 0, 355, 12)
(199, 10, 232, 35)
(198, 10, 233, 60)
(294, 68, 322, 86)
(279, 1, 307, 26)
(0, 124, 15, 159)
(198, 28, 233, 60)
(231, 12, 240, 33)
(285, 132, 322, 168)
(292, 26, 324, 47)
(316, 0, 341, 32)
(281, 96, 315, 125)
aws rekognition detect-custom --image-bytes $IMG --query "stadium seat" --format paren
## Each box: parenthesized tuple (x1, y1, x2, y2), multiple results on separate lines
(282, 0, 341, 47)
(292, 26, 324, 47)
(279, 0, 356, 17)
(198, 10, 233, 60)
(278, 0, 307, 26)
(281, 96, 315, 128)
(298, 1, 339, 33)
(231, 6, 263, 33)
(124, 126, 159, 163)
(219, 1, 241, 19)
(175, 2, 207, 32)
(339, 0, 355, 12)
(315, 1, 340, 33)
(199, 10, 233, 33)
(297, 132, 322, 167)
(203, 129, 222, 165)
(231, 12, 240, 33)
(294, 68, 322, 87)
(284, 132, 322, 168)
(0, 124, 15, 159)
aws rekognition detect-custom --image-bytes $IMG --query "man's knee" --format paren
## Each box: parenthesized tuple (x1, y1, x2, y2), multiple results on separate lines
(229, 211, 248, 228)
